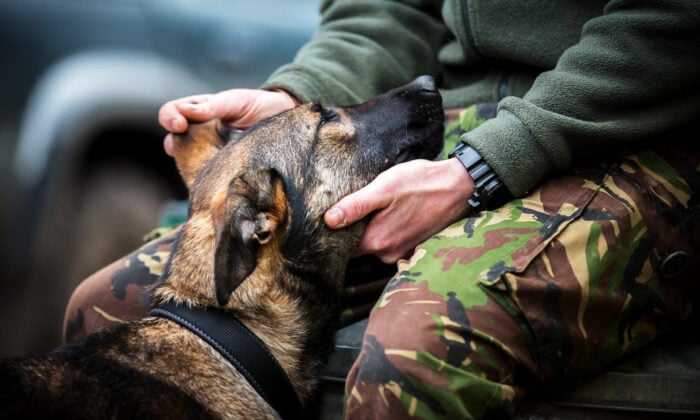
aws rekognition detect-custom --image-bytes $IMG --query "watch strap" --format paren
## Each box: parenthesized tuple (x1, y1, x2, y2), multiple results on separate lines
(448, 143, 509, 213)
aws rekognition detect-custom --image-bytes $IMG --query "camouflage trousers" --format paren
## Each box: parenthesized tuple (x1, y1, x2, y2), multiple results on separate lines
(63, 106, 699, 419)
(62, 232, 391, 341)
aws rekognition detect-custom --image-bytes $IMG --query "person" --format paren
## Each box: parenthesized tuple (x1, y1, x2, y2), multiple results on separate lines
(63, 0, 699, 418)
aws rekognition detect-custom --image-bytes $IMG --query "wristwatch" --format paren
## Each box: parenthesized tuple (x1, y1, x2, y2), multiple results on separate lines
(448, 142, 510, 213)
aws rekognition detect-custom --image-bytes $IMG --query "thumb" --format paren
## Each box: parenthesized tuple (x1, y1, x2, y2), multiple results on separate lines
(324, 205, 350, 229)
(324, 187, 388, 229)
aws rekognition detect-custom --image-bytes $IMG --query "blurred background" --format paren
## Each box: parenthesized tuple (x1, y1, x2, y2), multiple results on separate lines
(0, 0, 320, 357)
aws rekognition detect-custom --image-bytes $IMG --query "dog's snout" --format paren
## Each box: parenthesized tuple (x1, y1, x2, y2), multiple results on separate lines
(400, 75, 439, 101)
(404, 76, 443, 123)
(412, 75, 437, 94)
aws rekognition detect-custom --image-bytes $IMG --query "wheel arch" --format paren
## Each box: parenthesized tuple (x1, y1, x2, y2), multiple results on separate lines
(11, 50, 203, 250)
(12, 49, 210, 191)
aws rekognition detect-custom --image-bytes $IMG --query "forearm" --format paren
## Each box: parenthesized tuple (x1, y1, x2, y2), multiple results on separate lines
(261, 0, 448, 105)
(466, 0, 700, 197)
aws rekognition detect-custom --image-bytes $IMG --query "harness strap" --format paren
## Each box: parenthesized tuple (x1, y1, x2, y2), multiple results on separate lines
(150, 301, 303, 419)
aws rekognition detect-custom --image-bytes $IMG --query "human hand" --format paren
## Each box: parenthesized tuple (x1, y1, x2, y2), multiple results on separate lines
(158, 88, 298, 156)
(324, 158, 474, 263)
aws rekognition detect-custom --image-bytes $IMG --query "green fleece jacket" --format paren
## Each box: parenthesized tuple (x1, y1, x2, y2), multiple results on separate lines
(262, 0, 699, 197)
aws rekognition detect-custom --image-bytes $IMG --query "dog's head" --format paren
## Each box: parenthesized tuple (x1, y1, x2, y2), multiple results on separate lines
(159, 76, 444, 307)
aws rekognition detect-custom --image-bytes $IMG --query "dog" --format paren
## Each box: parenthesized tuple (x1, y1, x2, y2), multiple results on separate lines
(0, 76, 444, 419)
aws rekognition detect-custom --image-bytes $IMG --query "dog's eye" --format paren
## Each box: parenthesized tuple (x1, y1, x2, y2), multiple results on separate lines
(320, 109, 337, 126)
(312, 104, 338, 127)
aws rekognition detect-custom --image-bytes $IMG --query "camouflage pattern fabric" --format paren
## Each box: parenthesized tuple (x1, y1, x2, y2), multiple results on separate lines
(344, 107, 699, 418)
(63, 228, 179, 343)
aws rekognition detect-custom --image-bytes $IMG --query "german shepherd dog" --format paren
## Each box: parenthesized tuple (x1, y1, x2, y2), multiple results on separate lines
(0, 76, 443, 419)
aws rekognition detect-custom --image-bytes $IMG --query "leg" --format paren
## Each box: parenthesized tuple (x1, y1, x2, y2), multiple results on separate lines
(62, 228, 179, 342)
(345, 143, 698, 418)
(63, 229, 392, 341)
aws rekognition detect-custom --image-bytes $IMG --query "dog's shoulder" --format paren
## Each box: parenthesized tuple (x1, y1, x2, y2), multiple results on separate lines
(0, 321, 217, 419)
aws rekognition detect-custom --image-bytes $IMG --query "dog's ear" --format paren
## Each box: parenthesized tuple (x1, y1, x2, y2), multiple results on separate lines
(173, 119, 229, 189)
(212, 167, 289, 305)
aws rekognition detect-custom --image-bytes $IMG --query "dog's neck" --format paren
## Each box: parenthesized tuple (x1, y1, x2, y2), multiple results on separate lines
(149, 300, 304, 418)
(152, 222, 347, 402)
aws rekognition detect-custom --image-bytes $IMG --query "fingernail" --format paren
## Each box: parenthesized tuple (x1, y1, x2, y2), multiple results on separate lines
(172, 117, 185, 132)
(326, 206, 346, 227)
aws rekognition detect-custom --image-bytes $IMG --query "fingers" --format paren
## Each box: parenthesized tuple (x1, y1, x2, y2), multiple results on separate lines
(158, 89, 299, 134)
(324, 206, 349, 228)
(218, 89, 298, 128)
(159, 89, 299, 162)
(324, 183, 392, 229)
(325, 192, 395, 260)
(325, 159, 474, 264)
(163, 133, 175, 157)
(158, 94, 215, 133)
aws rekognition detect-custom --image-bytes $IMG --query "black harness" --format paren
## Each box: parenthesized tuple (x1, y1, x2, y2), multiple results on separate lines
(150, 301, 303, 419)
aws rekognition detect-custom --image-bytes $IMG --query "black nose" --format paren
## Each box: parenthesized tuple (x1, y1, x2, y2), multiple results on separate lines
(411, 75, 437, 93)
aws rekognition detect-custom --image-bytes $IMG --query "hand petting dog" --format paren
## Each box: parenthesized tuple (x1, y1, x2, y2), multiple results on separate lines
(325, 158, 473, 263)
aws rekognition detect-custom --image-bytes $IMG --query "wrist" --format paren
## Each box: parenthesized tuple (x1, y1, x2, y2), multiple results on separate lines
(448, 143, 510, 213)
(445, 157, 474, 204)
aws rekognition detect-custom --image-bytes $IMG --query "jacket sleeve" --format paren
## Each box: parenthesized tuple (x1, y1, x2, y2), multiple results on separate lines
(261, 0, 448, 105)
(465, 0, 700, 197)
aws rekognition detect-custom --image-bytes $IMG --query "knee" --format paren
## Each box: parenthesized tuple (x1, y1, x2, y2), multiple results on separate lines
(345, 330, 520, 419)
(63, 230, 178, 342)
(344, 313, 525, 419)
(62, 259, 133, 343)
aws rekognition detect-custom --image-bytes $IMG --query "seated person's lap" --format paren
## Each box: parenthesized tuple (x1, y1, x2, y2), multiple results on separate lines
(344, 144, 698, 418)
